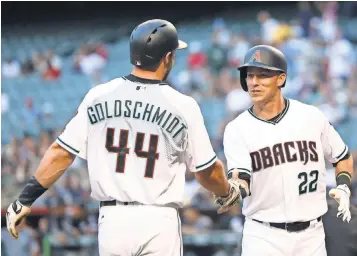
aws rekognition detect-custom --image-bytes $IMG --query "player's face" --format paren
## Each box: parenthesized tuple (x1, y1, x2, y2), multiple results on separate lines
(162, 51, 175, 81)
(246, 67, 286, 104)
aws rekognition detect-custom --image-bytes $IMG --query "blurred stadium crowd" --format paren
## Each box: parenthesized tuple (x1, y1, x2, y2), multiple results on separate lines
(2, 2, 357, 256)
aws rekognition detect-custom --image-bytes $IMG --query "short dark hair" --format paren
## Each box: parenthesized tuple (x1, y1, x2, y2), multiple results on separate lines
(137, 52, 173, 72)
(139, 63, 160, 72)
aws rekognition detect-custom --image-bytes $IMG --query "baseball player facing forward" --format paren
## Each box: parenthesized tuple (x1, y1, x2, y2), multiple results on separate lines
(215, 45, 354, 256)
(6, 20, 242, 256)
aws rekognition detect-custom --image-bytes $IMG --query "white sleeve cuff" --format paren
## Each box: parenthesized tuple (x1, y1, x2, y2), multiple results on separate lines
(56, 137, 81, 156)
(195, 155, 217, 171)
(335, 145, 348, 162)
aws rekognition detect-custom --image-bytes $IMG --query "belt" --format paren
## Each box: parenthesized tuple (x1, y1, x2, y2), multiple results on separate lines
(252, 216, 322, 232)
(100, 200, 143, 207)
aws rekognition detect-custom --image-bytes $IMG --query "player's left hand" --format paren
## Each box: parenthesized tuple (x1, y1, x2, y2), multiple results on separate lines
(329, 184, 351, 223)
(6, 200, 31, 239)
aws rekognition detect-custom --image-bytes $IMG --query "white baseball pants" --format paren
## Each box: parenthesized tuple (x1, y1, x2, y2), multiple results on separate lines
(241, 218, 327, 256)
(98, 204, 182, 256)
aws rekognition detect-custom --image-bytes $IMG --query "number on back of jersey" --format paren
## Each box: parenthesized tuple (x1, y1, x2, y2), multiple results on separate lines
(106, 128, 159, 178)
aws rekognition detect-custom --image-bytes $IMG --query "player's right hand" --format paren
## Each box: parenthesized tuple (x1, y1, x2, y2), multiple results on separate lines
(329, 184, 351, 223)
(214, 179, 242, 214)
(6, 200, 31, 239)
(214, 170, 248, 214)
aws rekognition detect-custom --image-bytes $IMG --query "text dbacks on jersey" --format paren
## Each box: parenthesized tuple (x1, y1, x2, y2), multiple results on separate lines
(87, 100, 187, 138)
(251, 140, 318, 172)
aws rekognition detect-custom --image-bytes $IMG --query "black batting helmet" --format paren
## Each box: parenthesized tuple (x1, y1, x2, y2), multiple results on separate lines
(237, 45, 287, 92)
(130, 19, 187, 69)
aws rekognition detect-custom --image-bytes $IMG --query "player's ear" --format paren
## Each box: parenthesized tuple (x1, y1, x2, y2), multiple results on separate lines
(277, 73, 286, 88)
(164, 52, 172, 64)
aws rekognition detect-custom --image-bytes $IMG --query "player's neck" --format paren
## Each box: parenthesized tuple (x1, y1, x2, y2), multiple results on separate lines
(131, 67, 163, 81)
(253, 94, 285, 120)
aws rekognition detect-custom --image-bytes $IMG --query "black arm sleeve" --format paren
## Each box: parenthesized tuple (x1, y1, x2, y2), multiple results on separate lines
(18, 176, 48, 206)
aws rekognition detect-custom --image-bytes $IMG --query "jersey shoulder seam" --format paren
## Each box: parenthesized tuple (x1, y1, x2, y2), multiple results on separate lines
(229, 110, 251, 125)
(86, 78, 124, 103)
(158, 86, 194, 127)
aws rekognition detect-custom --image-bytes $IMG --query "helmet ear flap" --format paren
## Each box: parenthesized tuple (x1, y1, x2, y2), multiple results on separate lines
(240, 69, 248, 91)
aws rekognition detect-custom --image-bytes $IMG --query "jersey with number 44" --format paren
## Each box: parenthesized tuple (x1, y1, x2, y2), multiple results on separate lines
(57, 76, 216, 208)
(224, 99, 348, 222)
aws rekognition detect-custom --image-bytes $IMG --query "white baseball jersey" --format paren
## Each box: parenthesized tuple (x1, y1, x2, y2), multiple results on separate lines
(57, 75, 216, 207)
(224, 98, 348, 223)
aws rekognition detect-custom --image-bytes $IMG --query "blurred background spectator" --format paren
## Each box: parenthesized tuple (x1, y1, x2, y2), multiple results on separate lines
(73, 43, 108, 87)
(2, 58, 21, 78)
(257, 11, 280, 44)
(2, 1, 357, 255)
(1, 92, 9, 114)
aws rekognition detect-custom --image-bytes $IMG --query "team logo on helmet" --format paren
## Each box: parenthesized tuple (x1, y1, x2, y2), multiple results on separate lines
(248, 50, 261, 63)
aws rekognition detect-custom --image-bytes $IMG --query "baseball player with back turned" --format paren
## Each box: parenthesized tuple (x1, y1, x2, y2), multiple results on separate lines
(215, 45, 354, 256)
(6, 19, 242, 256)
